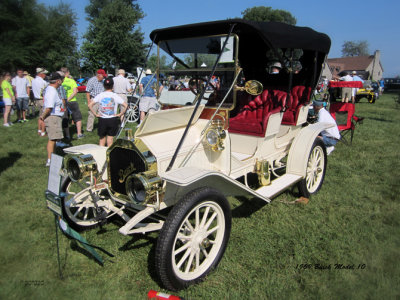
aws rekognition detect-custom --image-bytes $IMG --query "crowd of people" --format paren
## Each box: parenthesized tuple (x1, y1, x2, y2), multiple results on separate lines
(0, 67, 153, 167)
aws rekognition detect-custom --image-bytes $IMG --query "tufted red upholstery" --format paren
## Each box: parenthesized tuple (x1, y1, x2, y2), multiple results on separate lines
(229, 89, 285, 137)
(281, 86, 312, 125)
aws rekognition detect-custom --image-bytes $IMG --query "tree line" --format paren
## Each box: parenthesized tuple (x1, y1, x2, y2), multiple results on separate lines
(0, 1, 370, 76)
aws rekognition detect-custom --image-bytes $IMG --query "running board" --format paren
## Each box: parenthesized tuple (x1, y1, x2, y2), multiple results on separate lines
(255, 174, 303, 199)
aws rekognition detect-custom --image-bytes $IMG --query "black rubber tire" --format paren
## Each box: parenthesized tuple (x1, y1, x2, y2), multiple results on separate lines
(298, 138, 327, 198)
(155, 187, 231, 291)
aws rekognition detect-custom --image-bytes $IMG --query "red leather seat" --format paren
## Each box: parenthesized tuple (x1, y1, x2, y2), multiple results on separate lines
(229, 89, 285, 137)
(281, 86, 311, 125)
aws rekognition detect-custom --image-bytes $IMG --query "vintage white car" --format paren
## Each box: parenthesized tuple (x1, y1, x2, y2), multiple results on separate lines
(46, 19, 332, 291)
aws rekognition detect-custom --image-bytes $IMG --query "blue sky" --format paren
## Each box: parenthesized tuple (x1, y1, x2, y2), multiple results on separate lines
(40, 0, 399, 77)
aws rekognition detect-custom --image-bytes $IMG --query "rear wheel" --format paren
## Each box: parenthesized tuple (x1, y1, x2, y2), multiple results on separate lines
(155, 187, 231, 291)
(298, 139, 327, 198)
(126, 103, 139, 123)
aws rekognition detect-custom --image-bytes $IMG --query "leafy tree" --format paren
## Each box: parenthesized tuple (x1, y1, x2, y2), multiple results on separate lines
(146, 54, 170, 72)
(0, 0, 78, 73)
(43, 4, 79, 71)
(241, 6, 296, 25)
(81, 0, 146, 74)
(341, 40, 370, 57)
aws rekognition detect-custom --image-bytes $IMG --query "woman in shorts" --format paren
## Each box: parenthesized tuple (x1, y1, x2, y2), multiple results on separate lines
(88, 77, 127, 147)
(1, 72, 15, 127)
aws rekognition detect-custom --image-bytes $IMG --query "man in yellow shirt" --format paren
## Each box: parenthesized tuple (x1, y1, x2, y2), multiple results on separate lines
(60, 67, 84, 139)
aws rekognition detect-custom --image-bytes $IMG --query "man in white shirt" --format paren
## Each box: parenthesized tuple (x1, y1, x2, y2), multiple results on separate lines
(39, 72, 66, 166)
(113, 69, 132, 102)
(350, 71, 364, 103)
(32, 67, 49, 135)
(113, 69, 132, 121)
(313, 100, 340, 155)
(12, 68, 31, 122)
(32, 68, 49, 114)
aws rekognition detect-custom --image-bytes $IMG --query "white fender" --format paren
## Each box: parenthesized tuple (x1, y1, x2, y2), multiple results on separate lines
(161, 167, 271, 205)
(286, 122, 332, 177)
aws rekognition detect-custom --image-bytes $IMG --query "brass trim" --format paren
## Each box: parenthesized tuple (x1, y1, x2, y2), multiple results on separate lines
(255, 160, 271, 186)
(106, 138, 158, 201)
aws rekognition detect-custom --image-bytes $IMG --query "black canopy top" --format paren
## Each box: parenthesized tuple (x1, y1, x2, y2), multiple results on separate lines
(150, 19, 331, 54)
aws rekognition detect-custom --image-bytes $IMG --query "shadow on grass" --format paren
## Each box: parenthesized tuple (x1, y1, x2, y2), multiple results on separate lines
(119, 234, 157, 252)
(69, 240, 107, 266)
(0, 151, 22, 175)
(231, 196, 268, 218)
(120, 234, 163, 287)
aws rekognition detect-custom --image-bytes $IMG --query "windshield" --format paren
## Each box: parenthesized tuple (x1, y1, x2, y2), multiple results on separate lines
(156, 34, 239, 109)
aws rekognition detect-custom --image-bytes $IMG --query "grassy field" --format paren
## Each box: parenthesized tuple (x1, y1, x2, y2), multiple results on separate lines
(0, 93, 399, 299)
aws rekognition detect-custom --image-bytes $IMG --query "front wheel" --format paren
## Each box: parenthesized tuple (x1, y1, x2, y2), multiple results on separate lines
(61, 177, 115, 231)
(155, 187, 231, 291)
(298, 139, 327, 198)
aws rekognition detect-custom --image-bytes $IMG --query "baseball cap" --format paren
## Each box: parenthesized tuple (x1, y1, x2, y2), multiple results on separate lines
(49, 72, 63, 81)
(351, 71, 357, 75)
(145, 69, 152, 75)
(272, 62, 282, 69)
(313, 100, 324, 107)
(104, 77, 114, 86)
(36, 67, 48, 74)
(97, 69, 107, 76)
(57, 71, 65, 78)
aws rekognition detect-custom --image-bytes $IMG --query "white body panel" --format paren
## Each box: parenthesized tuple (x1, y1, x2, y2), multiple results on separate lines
(63, 144, 108, 180)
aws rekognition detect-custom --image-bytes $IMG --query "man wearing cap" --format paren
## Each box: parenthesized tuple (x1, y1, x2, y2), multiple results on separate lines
(12, 68, 31, 122)
(88, 77, 128, 147)
(32, 67, 49, 134)
(312, 100, 340, 155)
(86, 69, 106, 132)
(139, 69, 163, 122)
(270, 62, 282, 74)
(39, 72, 66, 166)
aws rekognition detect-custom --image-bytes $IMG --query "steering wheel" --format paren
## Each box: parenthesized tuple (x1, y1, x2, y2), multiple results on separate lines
(188, 77, 217, 100)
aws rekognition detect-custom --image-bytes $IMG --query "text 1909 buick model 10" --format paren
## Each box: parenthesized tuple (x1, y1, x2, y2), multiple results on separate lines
(46, 19, 331, 291)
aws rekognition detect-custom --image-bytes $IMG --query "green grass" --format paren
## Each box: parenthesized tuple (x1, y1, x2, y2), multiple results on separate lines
(0, 93, 399, 299)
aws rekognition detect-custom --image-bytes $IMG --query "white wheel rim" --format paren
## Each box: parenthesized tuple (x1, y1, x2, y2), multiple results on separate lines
(305, 146, 325, 193)
(172, 201, 226, 281)
(126, 103, 138, 123)
(64, 182, 112, 226)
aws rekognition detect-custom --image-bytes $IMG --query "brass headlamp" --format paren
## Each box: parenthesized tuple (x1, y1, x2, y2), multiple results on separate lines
(64, 154, 98, 182)
(125, 170, 162, 204)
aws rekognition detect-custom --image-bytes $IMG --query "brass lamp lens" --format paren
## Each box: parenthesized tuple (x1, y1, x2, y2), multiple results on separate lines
(67, 158, 81, 182)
